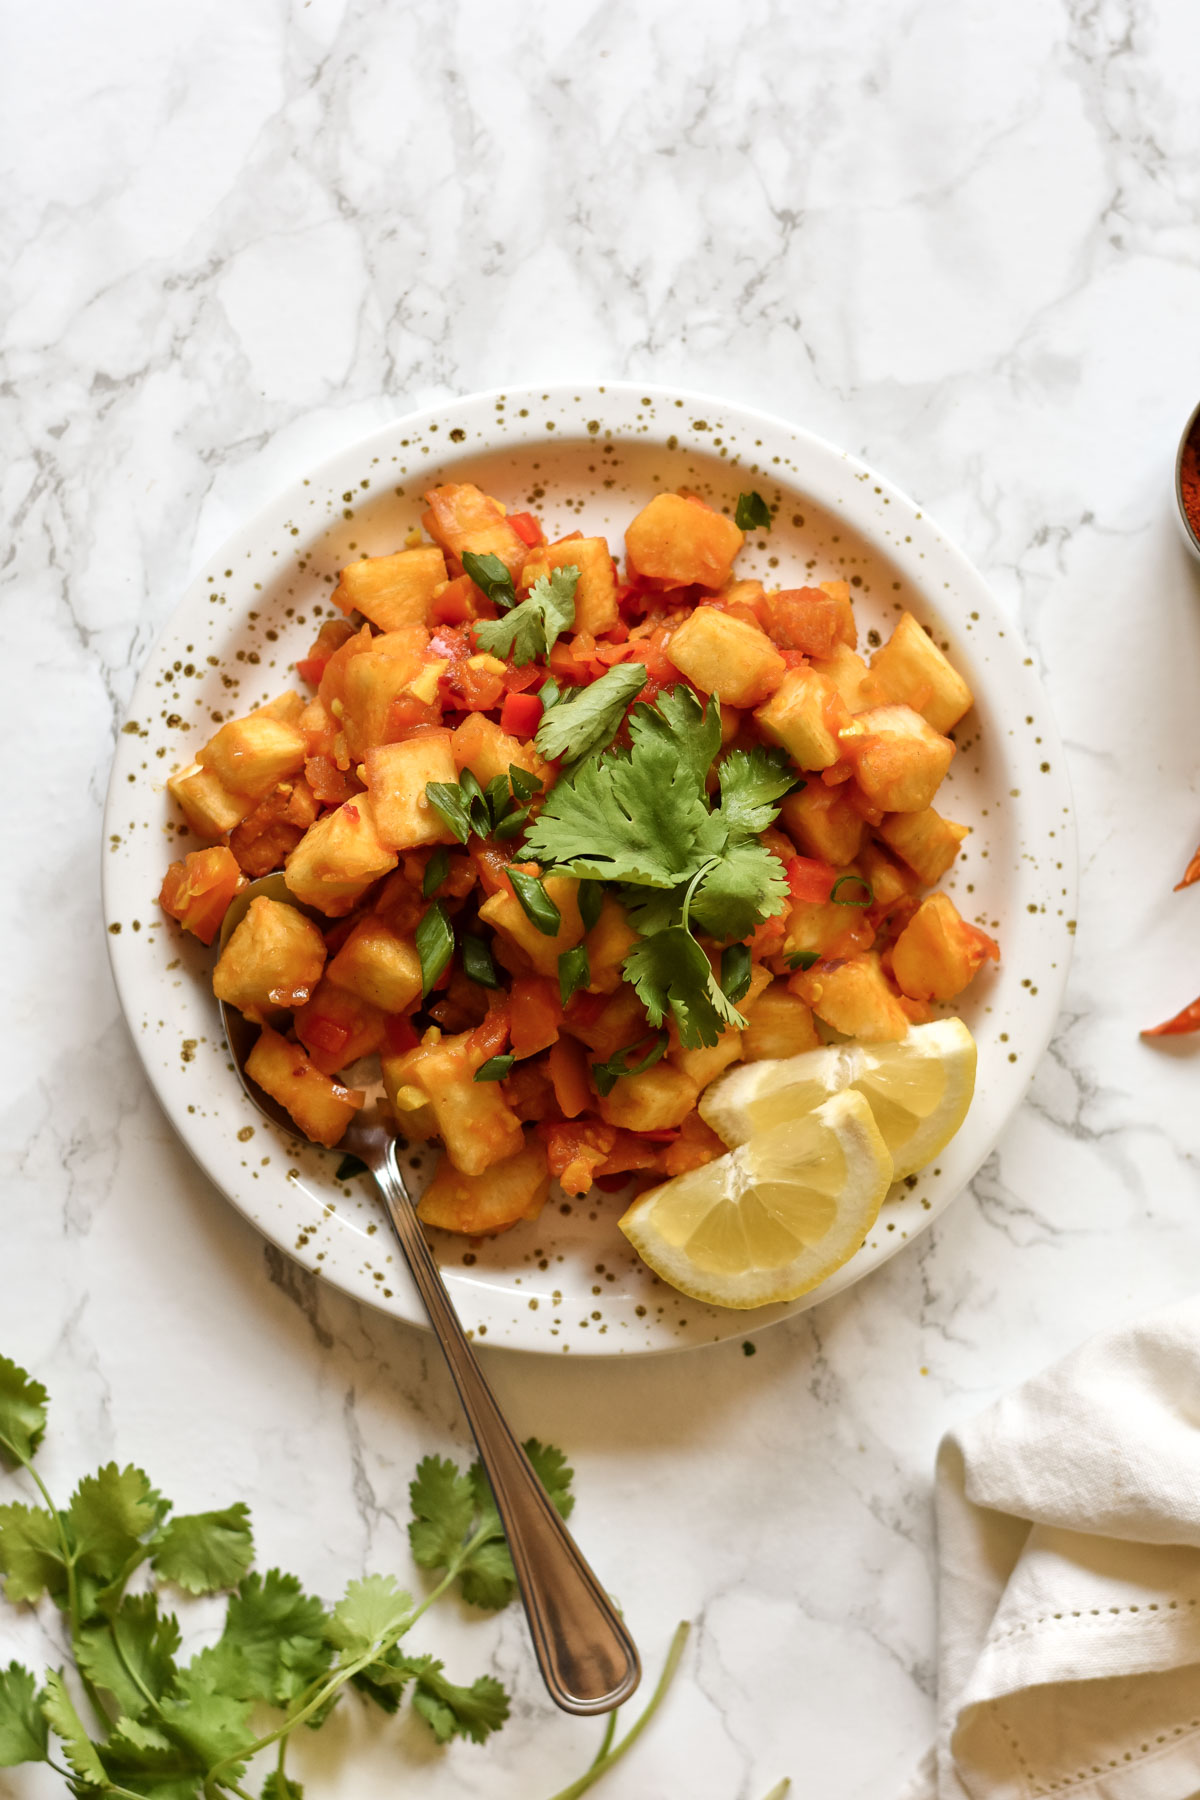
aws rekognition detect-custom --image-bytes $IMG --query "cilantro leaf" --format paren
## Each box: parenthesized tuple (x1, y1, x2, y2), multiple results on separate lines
(42, 1667, 108, 1788)
(67, 1463, 161, 1590)
(99, 1714, 201, 1794)
(627, 685, 722, 792)
(474, 567, 579, 666)
(152, 1505, 254, 1596)
(407, 1456, 475, 1572)
(735, 490, 771, 530)
(261, 1774, 304, 1800)
(193, 1570, 331, 1706)
(0, 1357, 48, 1467)
(690, 840, 790, 942)
(460, 552, 516, 609)
(0, 1662, 48, 1767)
(720, 943, 753, 1005)
(406, 1656, 510, 1745)
(524, 735, 720, 887)
(326, 1576, 413, 1660)
(76, 1594, 180, 1720)
(158, 1668, 254, 1776)
(715, 746, 796, 838)
(533, 662, 648, 766)
(0, 1502, 64, 1604)
(623, 927, 747, 1048)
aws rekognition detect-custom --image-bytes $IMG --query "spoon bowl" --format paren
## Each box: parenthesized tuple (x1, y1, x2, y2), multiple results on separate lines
(217, 875, 641, 1717)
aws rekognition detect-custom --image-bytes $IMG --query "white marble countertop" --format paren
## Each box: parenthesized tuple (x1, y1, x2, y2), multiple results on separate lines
(5, 2, 1200, 1795)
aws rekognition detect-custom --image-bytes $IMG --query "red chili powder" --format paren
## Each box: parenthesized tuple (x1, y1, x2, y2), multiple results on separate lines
(1182, 414, 1200, 541)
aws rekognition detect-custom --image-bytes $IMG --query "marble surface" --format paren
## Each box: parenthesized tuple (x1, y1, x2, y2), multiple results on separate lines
(4, 2, 1200, 1796)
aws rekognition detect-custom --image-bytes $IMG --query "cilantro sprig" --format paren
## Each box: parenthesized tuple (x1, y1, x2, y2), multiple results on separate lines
(524, 687, 795, 1047)
(474, 567, 580, 667)
(534, 662, 648, 768)
(0, 1351, 708, 1799)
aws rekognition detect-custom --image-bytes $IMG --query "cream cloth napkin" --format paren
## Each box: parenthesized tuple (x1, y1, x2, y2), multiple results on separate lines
(905, 1296, 1200, 1800)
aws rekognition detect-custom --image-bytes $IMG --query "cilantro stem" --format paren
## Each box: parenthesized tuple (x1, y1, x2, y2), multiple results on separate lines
(588, 1708, 619, 1769)
(540, 1620, 689, 1800)
(15, 1448, 111, 1733)
(758, 1782, 791, 1799)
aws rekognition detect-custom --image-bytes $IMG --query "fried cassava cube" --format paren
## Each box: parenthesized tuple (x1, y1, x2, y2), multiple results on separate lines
(422, 482, 528, 576)
(199, 712, 307, 801)
(739, 984, 821, 1062)
(293, 976, 387, 1074)
(598, 1062, 700, 1132)
(450, 712, 550, 789)
(891, 893, 999, 1001)
(332, 546, 447, 632)
(284, 794, 398, 916)
(326, 917, 423, 1013)
(365, 734, 460, 853)
(788, 952, 911, 1043)
(870, 612, 973, 734)
(245, 1025, 365, 1147)
(477, 875, 585, 980)
(840, 704, 955, 813)
(520, 536, 618, 637)
(417, 1138, 551, 1234)
(779, 782, 865, 866)
(878, 807, 969, 886)
(167, 762, 254, 838)
(665, 606, 786, 708)
(213, 896, 327, 1021)
(388, 1032, 524, 1175)
(755, 666, 850, 770)
(624, 492, 744, 590)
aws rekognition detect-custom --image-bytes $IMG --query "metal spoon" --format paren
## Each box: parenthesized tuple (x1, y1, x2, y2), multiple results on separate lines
(217, 875, 641, 1716)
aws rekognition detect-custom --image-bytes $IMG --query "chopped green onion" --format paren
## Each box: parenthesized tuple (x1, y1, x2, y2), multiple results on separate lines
(485, 773, 513, 827)
(591, 1032, 669, 1099)
(458, 768, 491, 835)
(720, 943, 752, 1004)
(493, 805, 530, 842)
(335, 1153, 368, 1181)
(578, 879, 604, 933)
(422, 846, 450, 898)
(508, 868, 562, 936)
(831, 875, 874, 907)
(415, 902, 454, 995)
(461, 551, 516, 609)
(537, 676, 561, 711)
(786, 949, 819, 971)
(462, 934, 501, 989)
(558, 944, 591, 1009)
(735, 491, 772, 531)
(425, 781, 472, 845)
(473, 1054, 515, 1083)
(509, 762, 544, 803)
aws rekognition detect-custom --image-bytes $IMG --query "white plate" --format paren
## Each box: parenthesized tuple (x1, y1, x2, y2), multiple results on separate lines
(103, 383, 1076, 1355)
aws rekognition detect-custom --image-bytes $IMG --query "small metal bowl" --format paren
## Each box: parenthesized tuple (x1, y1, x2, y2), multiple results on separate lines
(1175, 398, 1200, 564)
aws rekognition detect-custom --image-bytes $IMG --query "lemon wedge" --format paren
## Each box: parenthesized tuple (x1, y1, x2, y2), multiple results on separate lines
(617, 1089, 892, 1309)
(699, 1019, 977, 1182)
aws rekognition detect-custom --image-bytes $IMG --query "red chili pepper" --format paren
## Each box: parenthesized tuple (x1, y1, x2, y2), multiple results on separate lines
(509, 511, 544, 547)
(1142, 997, 1200, 1038)
(500, 691, 544, 736)
(786, 855, 837, 905)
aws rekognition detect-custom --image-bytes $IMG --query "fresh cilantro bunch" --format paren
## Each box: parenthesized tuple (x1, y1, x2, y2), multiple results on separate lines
(473, 566, 580, 666)
(524, 687, 795, 1048)
(0, 1353, 699, 1800)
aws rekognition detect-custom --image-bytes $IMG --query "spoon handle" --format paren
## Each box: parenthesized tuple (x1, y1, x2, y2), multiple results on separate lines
(371, 1140, 641, 1716)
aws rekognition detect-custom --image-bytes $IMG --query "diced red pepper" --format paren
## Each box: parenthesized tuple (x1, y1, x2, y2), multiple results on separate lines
(384, 1015, 420, 1055)
(786, 856, 837, 905)
(159, 847, 246, 946)
(295, 657, 326, 686)
(509, 511, 544, 547)
(500, 690, 544, 737)
(302, 1017, 351, 1057)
